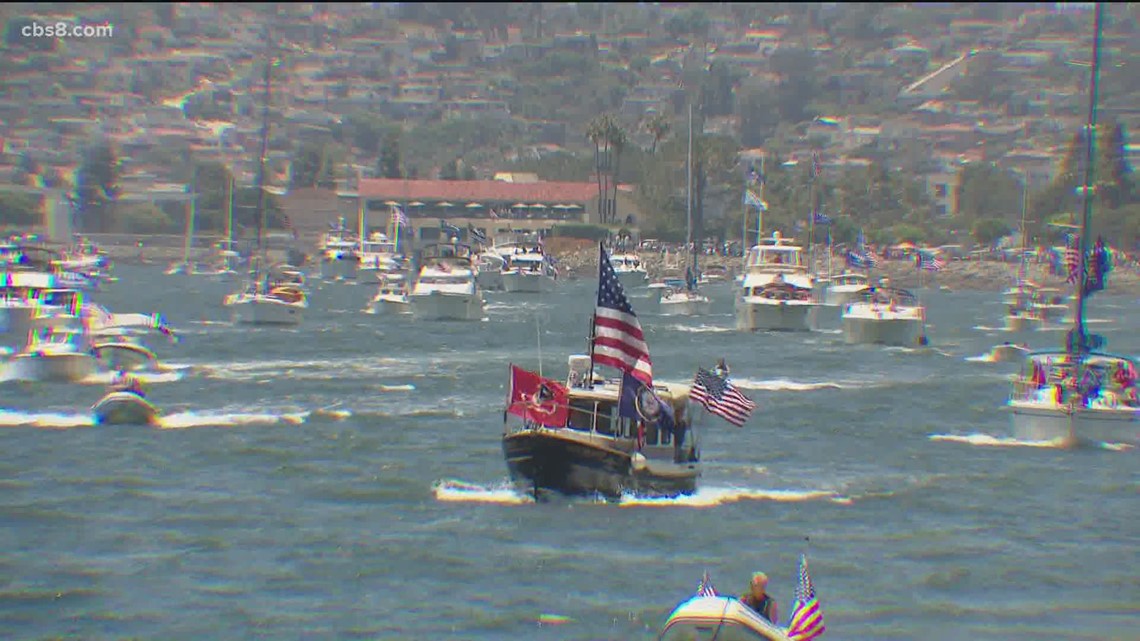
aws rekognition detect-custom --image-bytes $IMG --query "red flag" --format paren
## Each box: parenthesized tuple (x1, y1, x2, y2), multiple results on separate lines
(507, 365, 569, 428)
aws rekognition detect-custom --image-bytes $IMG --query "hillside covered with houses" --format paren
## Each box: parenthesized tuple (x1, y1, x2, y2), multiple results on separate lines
(1, 2, 1139, 250)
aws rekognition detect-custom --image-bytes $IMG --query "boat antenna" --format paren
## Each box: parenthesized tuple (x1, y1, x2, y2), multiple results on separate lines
(536, 312, 543, 378)
(686, 102, 694, 290)
(585, 243, 602, 389)
(1070, 2, 1104, 366)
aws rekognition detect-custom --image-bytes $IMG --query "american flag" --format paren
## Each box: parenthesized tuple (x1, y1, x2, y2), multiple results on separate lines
(786, 555, 826, 641)
(1065, 233, 1081, 284)
(811, 152, 822, 179)
(916, 252, 944, 272)
(690, 367, 756, 427)
(696, 571, 717, 597)
(391, 206, 409, 227)
(592, 245, 652, 385)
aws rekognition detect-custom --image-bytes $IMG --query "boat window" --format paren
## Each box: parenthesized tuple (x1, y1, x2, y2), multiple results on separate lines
(567, 400, 595, 431)
(594, 401, 617, 435)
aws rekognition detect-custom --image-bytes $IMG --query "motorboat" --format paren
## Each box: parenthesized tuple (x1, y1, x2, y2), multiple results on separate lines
(474, 251, 506, 292)
(821, 270, 870, 307)
(501, 356, 699, 500)
(367, 273, 411, 315)
(1034, 286, 1070, 321)
(609, 252, 649, 289)
(92, 390, 160, 426)
(1005, 351, 1139, 446)
(842, 284, 926, 347)
(1004, 305, 1045, 332)
(498, 244, 557, 293)
(658, 286, 712, 316)
(10, 325, 97, 382)
(355, 232, 404, 285)
(990, 342, 1031, 363)
(409, 242, 484, 321)
(91, 340, 159, 372)
(225, 265, 308, 326)
(736, 233, 819, 332)
(660, 595, 792, 641)
(319, 217, 359, 281)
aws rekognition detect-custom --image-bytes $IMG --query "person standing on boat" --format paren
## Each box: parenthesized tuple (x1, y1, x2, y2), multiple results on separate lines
(740, 572, 778, 623)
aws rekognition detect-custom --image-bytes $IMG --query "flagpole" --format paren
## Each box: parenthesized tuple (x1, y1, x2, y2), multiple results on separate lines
(586, 242, 601, 389)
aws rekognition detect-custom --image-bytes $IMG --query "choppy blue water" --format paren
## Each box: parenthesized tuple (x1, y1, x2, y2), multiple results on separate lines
(1, 266, 1137, 640)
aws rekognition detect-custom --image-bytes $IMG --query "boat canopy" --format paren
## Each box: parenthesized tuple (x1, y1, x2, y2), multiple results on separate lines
(851, 286, 918, 306)
(659, 596, 791, 641)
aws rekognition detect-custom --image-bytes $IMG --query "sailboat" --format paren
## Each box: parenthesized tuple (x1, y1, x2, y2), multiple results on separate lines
(1002, 173, 1045, 332)
(660, 104, 711, 316)
(1004, 3, 1139, 447)
(223, 47, 308, 326)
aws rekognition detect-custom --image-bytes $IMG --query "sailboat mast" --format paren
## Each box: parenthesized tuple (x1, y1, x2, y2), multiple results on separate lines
(687, 103, 694, 285)
(1017, 171, 1029, 283)
(1071, 2, 1104, 361)
(223, 174, 233, 245)
(253, 43, 273, 255)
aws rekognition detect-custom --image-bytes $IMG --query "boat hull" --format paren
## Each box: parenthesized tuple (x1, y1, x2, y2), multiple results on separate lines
(92, 391, 160, 426)
(11, 353, 96, 383)
(1007, 403, 1139, 446)
(736, 298, 816, 332)
(1005, 313, 1043, 332)
(842, 314, 923, 346)
(475, 270, 504, 292)
(228, 298, 304, 325)
(990, 344, 1030, 362)
(824, 284, 865, 307)
(91, 343, 158, 372)
(660, 596, 791, 641)
(368, 296, 411, 315)
(322, 257, 356, 281)
(409, 292, 483, 321)
(501, 271, 555, 294)
(659, 294, 712, 316)
(502, 428, 698, 500)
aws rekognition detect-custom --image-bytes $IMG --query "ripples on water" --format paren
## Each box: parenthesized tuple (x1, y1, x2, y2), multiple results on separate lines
(1, 268, 1136, 640)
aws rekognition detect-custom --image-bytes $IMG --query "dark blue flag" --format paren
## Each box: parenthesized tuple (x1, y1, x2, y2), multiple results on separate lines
(619, 370, 677, 438)
(812, 212, 832, 225)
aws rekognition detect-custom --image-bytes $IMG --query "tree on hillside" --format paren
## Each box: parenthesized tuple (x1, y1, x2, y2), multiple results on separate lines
(955, 162, 1022, 225)
(74, 140, 119, 233)
(768, 46, 822, 124)
(1098, 120, 1134, 209)
(643, 112, 670, 155)
(378, 131, 403, 179)
(586, 114, 628, 224)
(291, 141, 323, 189)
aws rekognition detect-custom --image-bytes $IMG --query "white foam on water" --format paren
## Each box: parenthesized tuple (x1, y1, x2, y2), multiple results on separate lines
(928, 433, 1069, 449)
(619, 486, 848, 507)
(660, 324, 735, 334)
(157, 410, 308, 429)
(80, 370, 185, 385)
(965, 354, 995, 363)
(732, 377, 853, 392)
(377, 383, 416, 392)
(432, 479, 533, 505)
(0, 409, 94, 429)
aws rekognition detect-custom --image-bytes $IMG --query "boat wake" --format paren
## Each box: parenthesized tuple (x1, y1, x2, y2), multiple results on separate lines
(932, 433, 1133, 452)
(431, 480, 849, 506)
(659, 324, 734, 334)
(157, 410, 310, 429)
(0, 409, 94, 428)
(732, 377, 859, 392)
(80, 370, 186, 385)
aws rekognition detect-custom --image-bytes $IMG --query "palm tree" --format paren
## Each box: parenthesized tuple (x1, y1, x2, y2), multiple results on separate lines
(586, 114, 628, 224)
(644, 112, 670, 155)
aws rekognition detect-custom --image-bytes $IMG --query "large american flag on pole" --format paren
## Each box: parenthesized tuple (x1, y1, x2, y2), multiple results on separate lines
(390, 205, 409, 228)
(690, 367, 756, 427)
(787, 555, 826, 641)
(592, 245, 652, 385)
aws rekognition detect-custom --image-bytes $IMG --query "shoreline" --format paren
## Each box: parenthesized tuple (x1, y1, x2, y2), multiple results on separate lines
(91, 237, 1140, 294)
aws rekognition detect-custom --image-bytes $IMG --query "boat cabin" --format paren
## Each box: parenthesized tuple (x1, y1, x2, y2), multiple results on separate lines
(611, 254, 643, 271)
(744, 232, 806, 271)
(1012, 350, 1139, 408)
(851, 286, 919, 307)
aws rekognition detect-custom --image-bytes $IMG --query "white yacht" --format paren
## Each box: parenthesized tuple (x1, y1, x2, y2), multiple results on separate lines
(0, 273, 61, 345)
(735, 232, 818, 332)
(821, 270, 870, 307)
(355, 232, 404, 285)
(1006, 351, 1139, 446)
(409, 243, 485, 321)
(367, 272, 411, 315)
(11, 324, 97, 382)
(224, 266, 308, 326)
(500, 245, 557, 294)
(474, 251, 506, 292)
(842, 283, 926, 347)
(610, 252, 649, 289)
(659, 286, 712, 316)
(318, 218, 359, 281)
